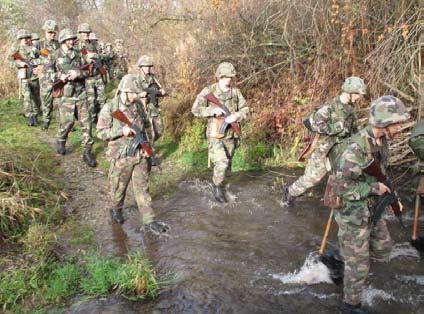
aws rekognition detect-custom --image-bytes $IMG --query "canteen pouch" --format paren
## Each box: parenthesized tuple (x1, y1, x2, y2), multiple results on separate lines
(207, 117, 226, 139)
(324, 175, 343, 209)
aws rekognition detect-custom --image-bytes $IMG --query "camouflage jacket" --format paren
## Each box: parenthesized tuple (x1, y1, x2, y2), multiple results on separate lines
(77, 39, 106, 77)
(39, 39, 59, 78)
(335, 125, 389, 223)
(49, 47, 88, 96)
(311, 96, 358, 154)
(192, 83, 249, 139)
(136, 73, 163, 116)
(97, 97, 152, 160)
(10, 43, 41, 81)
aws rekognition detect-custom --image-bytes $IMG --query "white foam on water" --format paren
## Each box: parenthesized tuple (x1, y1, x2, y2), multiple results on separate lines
(389, 242, 420, 260)
(399, 275, 424, 285)
(273, 287, 306, 296)
(271, 252, 333, 285)
(361, 285, 396, 306)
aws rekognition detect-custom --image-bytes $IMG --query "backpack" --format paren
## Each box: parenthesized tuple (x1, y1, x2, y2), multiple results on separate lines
(409, 121, 424, 161)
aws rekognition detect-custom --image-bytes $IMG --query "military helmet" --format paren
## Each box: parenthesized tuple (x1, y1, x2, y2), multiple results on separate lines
(118, 74, 139, 93)
(42, 20, 58, 32)
(31, 33, 40, 40)
(17, 29, 31, 39)
(341, 76, 366, 95)
(215, 62, 236, 78)
(105, 42, 112, 47)
(77, 23, 91, 33)
(137, 55, 153, 67)
(115, 39, 123, 44)
(59, 29, 77, 43)
(369, 95, 410, 128)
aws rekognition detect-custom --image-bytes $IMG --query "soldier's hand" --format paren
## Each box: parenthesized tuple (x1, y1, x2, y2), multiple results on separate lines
(139, 91, 147, 98)
(68, 70, 78, 81)
(398, 201, 404, 212)
(376, 182, 391, 196)
(123, 125, 135, 137)
(225, 113, 239, 124)
(159, 88, 166, 96)
(212, 107, 225, 117)
(60, 73, 69, 81)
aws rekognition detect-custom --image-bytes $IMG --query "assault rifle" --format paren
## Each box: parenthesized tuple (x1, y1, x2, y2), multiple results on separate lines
(144, 82, 163, 107)
(204, 92, 242, 136)
(11, 51, 36, 76)
(111, 110, 160, 167)
(80, 48, 107, 77)
(52, 63, 91, 91)
(298, 118, 320, 162)
(361, 158, 403, 225)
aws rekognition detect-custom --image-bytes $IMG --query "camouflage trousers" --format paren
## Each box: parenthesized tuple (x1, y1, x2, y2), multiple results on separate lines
(335, 207, 392, 305)
(109, 156, 153, 220)
(86, 76, 106, 124)
(149, 116, 164, 142)
(21, 78, 41, 118)
(209, 138, 236, 186)
(39, 78, 54, 123)
(57, 95, 93, 147)
(289, 144, 329, 197)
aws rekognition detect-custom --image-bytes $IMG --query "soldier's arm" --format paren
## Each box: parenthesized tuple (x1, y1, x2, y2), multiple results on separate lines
(96, 103, 124, 141)
(335, 143, 380, 201)
(312, 105, 332, 134)
(235, 89, 249, 121)
(191, 87, 216, 118)
(48, 51, 61, 82)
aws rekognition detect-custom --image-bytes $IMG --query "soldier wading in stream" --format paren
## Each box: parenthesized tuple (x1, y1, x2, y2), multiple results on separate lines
(192, 62, 249, 203)
(97, 74, 169, 235)
(334, 96, 409, 314)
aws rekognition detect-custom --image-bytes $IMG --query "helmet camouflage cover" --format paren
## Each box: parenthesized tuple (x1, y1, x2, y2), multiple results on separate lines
(118, 74, 139, 93)
(59, 29, 77, 43)
(31, 33, 40, 40)
(77, 23, 91, 33)
(369, 95, 410, 128)
(17, 29, 31, 39)
(42, 20, 58, 32)
(215, 62, 236, 78)
(341, 76, 366, 95)
(137, 55, 153, 67)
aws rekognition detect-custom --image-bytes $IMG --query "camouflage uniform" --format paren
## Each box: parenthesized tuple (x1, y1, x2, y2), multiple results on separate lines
(136, 55, 165, 141)
(50, 29, 95, 166)
(334, 95, 409, 307)
(77, 23, 107, 124)
(97, 75, 154, 224)
(10, 29, 41, 123)
(39, 20, 60, 129)
(112, 39, 128, 80)
(192, 62, 249, 191)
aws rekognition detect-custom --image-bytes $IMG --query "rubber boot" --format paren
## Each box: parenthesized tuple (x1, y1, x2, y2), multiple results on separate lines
(212, 184, 227, 203)
(109, 208, 125, 224)
(147, 221, 170, 236)
(281, 184, 296, 208)
(82, 146, 97, 167)
(342, 303, 370, 314)
(57, 141, 66, 155)
(41, 121, 49, 130)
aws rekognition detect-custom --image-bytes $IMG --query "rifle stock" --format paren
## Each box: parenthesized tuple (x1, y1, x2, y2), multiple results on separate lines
(298, 133, 320, 162)
(204, 92, 242, 136)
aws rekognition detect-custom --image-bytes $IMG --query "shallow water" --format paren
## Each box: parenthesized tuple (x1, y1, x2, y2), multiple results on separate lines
(67, 170, 424, 314)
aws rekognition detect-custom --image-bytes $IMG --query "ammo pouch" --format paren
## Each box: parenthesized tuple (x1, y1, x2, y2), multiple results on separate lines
(409, 121, 424, 161)
(63, 83, 75, 97)
(207, 117, 226, 139)
(324, 175, 343, 209)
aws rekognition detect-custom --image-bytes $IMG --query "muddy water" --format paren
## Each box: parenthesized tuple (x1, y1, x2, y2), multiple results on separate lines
(66, 169, 424, 314)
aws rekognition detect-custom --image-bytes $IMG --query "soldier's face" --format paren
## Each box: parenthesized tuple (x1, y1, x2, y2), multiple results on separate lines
(126, 92, 137, 103)
(350, 93, 363, 103)
(219, 76, 233, 88)
(23, 37, 32, 46)
(80, 32, 90, 41)
(46, 31, 56, 41)
(64, 39, 74, 49)
(385, 123, 402, 139)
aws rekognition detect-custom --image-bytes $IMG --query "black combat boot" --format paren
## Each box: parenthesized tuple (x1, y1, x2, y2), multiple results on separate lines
(57, 141, 66, 155)
(281, 184, 296, 208)
(212, 184, 227, 203)
(109, 208, 125, 224)
(147, 221, 170, 235)
(28, 115, 35, 126)
(82, 146, 97, 167)
(41, 121, 49, 130)
(342, 302, 370, 314)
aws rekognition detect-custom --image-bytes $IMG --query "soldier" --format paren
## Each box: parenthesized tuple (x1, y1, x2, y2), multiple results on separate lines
(281, 77, 366, 208)
(77, 23, 107, 125)
(31, 33, 40, 50)
(334, 96, 409, 313)
(50, 28, 97, 167)
(112, 39, 128, 80)
(192, 62, 249, 203)
(104, 42, 114, 81)
(39, 19, 60, 130)
(97, 74, 169, 235)
(10, 29, 41, 126)
(136, 55, 166, 141)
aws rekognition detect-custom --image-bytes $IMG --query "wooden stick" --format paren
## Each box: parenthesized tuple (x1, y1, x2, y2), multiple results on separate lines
(412, 193, 420, 241)
(319, 208, 334, 255)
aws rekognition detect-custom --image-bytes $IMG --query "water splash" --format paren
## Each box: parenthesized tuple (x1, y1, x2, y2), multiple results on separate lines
(271, 252, 333, 285)
(389, 242, 420, 260)
(398, 275, 424, 285)
(362, 285, 396, 306)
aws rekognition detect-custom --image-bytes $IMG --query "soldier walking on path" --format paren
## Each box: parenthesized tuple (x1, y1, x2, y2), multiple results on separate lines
(136, 55, 166, 142)
(10, 29, 41, 126)
(39, 20, 60, 130)
(49, 28, 97, 167)
(192, 62, 249, 203)
(334, 96, 409, 313)
(97, 74, 169, 235)
(112, 39, 128, 80)
(281, 77, 366, 208)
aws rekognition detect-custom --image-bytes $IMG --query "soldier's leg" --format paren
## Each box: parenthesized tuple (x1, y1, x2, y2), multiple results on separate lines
(56, 98, 76, 154)
(370, 218, 393, 261)
(40, 79, 53, 128)
(85, 78, 96, 126)
(222, 139, 236, 178)
(31, 79, 41, 119)
(288, 146, 328, 197)
(76, 97, 96, 167)
(132, 158, 153, 224)
(337, 213, 371, 306)
(152, 116, 164, 141)
(21, 79, 32, 118)
(209, 139, 230, 202)
(109, 159, 133, 212)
